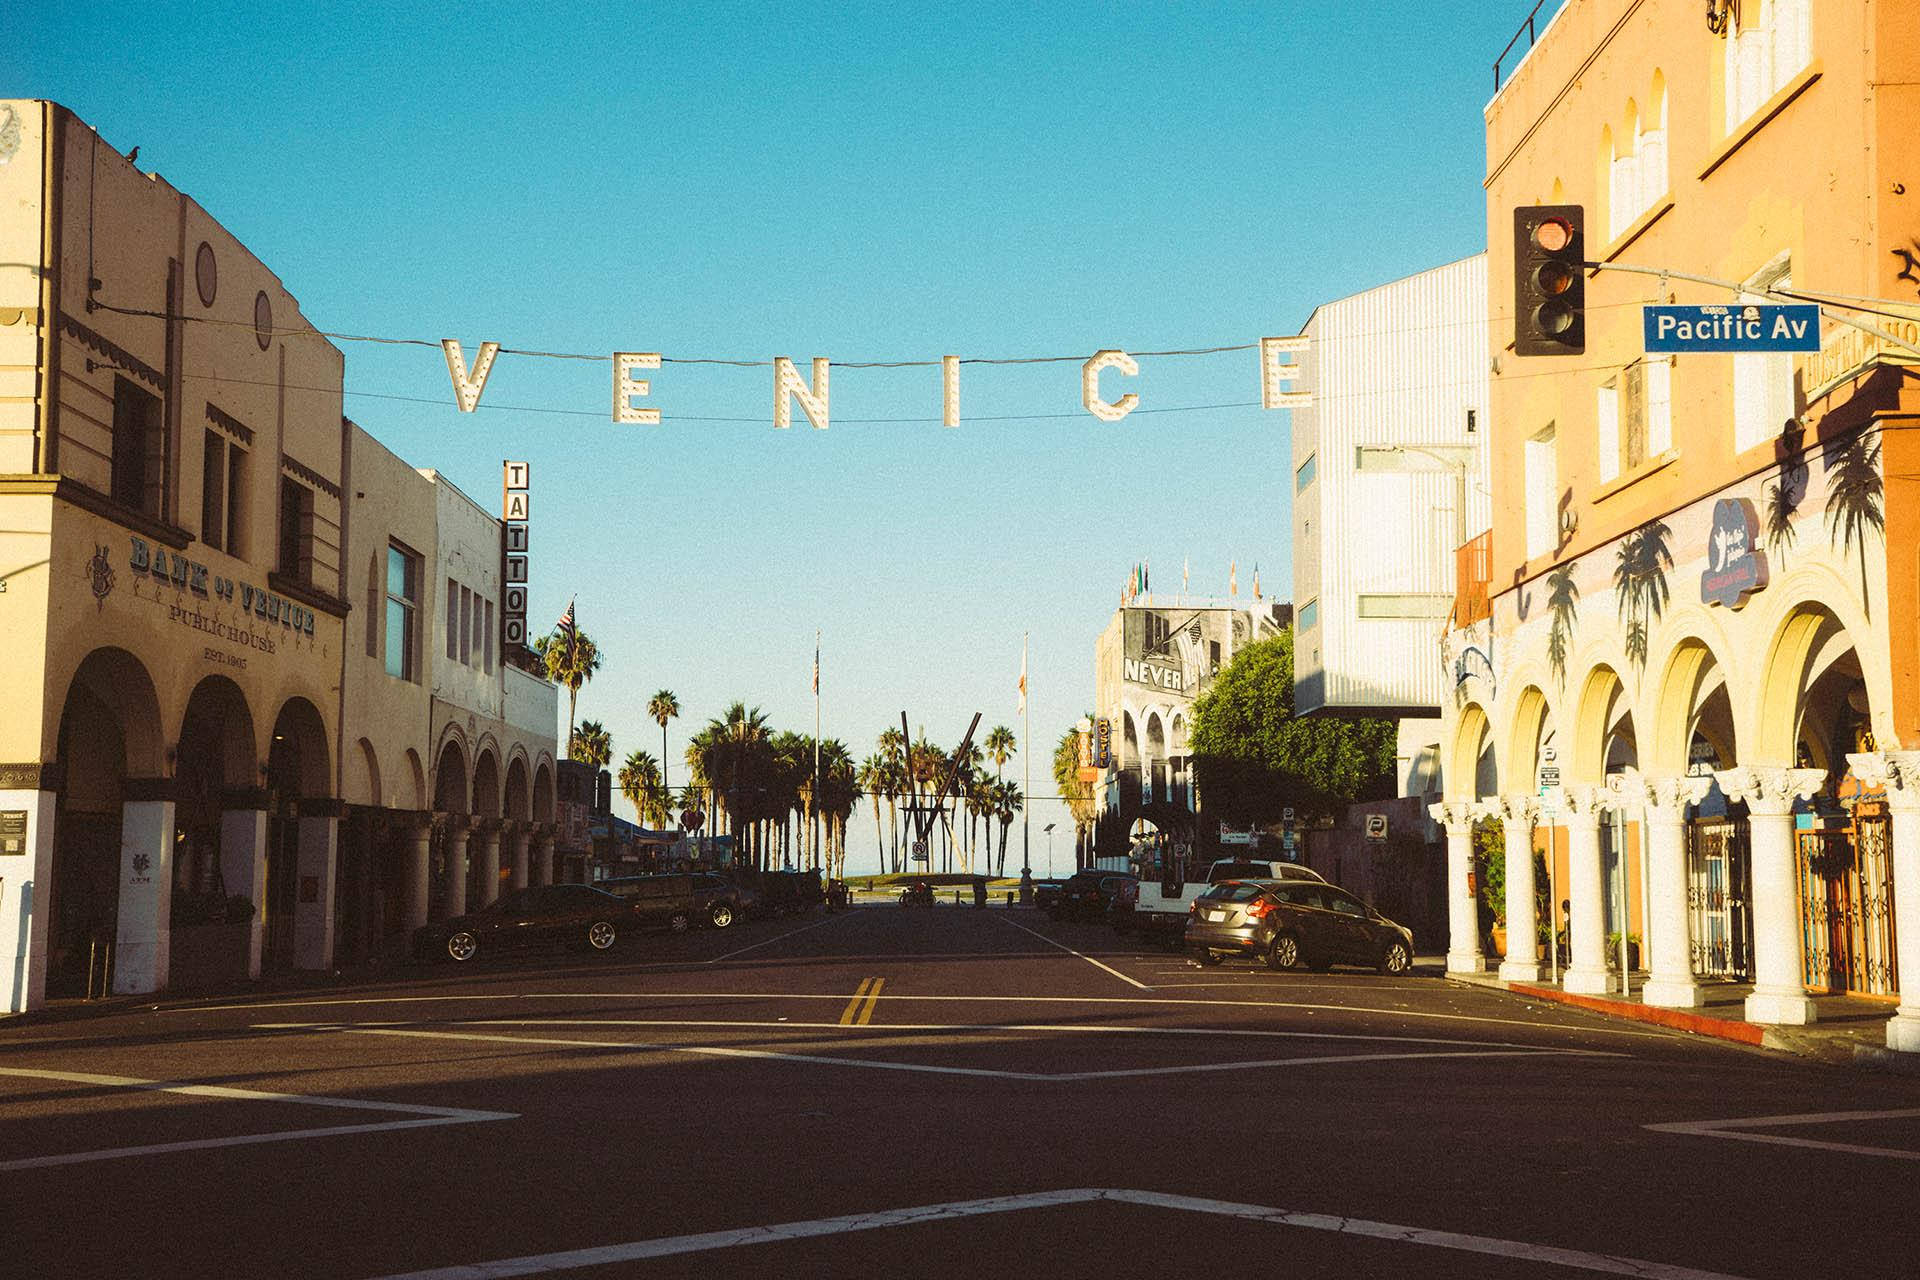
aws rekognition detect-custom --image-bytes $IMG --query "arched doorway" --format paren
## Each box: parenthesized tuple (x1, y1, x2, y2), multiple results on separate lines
(48, 649, 164, 997)
(170, 676, 259, 986)
(264, 697, 331, 972)
(1573, 664, 1642, 979)
(432, 739, 470, 915)
(1144, 713, 1166, 805)
(1651, 639, 1750, 981)
(470, 749, 502, 906)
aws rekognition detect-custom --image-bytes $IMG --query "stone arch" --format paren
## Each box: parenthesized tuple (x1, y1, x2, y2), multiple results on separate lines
(434, 740, 470, 815)
(267, 698, 332, 800)
(1750, 563, 1886, 762)
(1570, 664, 1636, 783)
(401, 748, 427, 811)
(1446, 702, 1496, 802)
(532, 759, 555, 823)
(353, 738, 383, 809)
(1504, 683, 1560, 794)
(178, 675, 258, 790)
(1756, 600, 1872, 771)
(55, 648, 165, 783)
(505, 752, 531, 822)
(1648, 632, 1739, 777)
(1121, 711, 1139, 769)
(472, 749, 502, 820)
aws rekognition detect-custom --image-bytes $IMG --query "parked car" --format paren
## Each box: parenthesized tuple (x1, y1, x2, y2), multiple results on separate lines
(1051, 870, 1138, 921)
(1106, 877, 1140, 933)
(1185, 878, 1414, 975)
(1131, 854, 1326, 939)
(598, 872, 744, 930)
(1029, 879, 1067, 912)
(413, 884, 640, 963)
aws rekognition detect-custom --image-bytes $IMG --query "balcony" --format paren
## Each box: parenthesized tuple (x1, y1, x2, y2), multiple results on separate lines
(1453, 532, 1493, 629)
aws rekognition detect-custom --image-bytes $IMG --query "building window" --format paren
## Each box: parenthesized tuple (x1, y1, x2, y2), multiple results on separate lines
(459, 584, 473, 664)
(484, 598, 495, 674)
(385, 543, 420, 681)
(1295, 454, 1317, 492)
(1607, 84, 1669, 240)
(1733, 258, 1796, 452)
(1298, 599, 1319, 632)
(1726, 0, 1813, 132)
(446, 578, 459, 661)
(277, 476, 313, 583)
(1597, 360, 1672, 484)
(1524, 425, 1558, 559)
(201, 431, 246, 553)
(110, 376, 164, 517)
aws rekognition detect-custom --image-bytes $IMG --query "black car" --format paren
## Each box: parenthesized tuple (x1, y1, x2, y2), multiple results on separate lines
(1028, 879, 1067, 912)
(598, 873, 744, 930)
(1186, 878, 1414, 975)
(413, 884, 639, 963)
(1050, 870, 1138, 921)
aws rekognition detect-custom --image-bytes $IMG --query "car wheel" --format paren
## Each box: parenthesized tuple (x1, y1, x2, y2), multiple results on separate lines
(668, 911, 692, 932)
(446, 931, 477, 963)
(1191, 948, 1223, 967)
(1378, 939, 1413, 975)
(710, 902, 736, 929)
(587, 920, 618, 951)
(1265, 932, 1301, 972)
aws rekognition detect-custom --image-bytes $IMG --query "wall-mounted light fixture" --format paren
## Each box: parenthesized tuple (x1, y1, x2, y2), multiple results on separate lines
(1706, 0, 1731, 35)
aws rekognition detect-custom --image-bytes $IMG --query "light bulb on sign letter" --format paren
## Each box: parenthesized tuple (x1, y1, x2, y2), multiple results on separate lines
(442, 340, 500, 413)
(1259, 336, 1311, 409)
(774, 357, 830, 429)
(1082, 350, 1139, 422)
(613, 353, 662, 424)
(943, 355, 960, 428)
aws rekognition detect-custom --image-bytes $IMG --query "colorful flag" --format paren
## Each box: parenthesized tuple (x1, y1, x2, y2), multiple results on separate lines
(1017, 641, 1027, 714)
(1253, 564, 1261, 599)
(557, 597, 576, 636)
(812, 635, 820, 695)
(1182, 557, 1190, 593)
(1229, 561, 1238, 596)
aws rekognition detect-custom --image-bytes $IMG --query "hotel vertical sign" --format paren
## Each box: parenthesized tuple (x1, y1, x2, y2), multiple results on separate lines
(502, 461, 530, 648)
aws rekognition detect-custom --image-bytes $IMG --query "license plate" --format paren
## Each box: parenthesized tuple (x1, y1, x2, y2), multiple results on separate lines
(1204, 910, 1225, 922)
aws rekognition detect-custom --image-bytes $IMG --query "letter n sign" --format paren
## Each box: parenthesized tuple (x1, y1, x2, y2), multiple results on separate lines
(502, 460, 530, 648)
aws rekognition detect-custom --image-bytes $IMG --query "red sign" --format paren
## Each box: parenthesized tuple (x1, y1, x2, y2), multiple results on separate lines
(680, 808, 705, 829)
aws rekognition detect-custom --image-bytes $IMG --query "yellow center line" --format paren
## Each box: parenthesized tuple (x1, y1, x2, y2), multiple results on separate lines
(839, 978, 874, 1026)
(858, 978, 886, 1025)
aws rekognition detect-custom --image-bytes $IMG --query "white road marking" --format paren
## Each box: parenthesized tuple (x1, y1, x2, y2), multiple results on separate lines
(704, 912, 851, 963)
(190, 989, 1672, 1039)
(325, 1023, 1610, 1083)
(1646, 1107, 1920, 1161)
(0, 1067, 515, 1172)
(994, 912, 1152, 989)
(365, 1186, 1755, 1280)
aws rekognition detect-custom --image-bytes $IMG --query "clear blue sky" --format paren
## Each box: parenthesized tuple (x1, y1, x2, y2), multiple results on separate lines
(15, 1, 1549, 873)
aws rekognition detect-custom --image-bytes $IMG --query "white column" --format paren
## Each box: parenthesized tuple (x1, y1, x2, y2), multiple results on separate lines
(1486, 794, 1541, 983)
(1848, 752, 1920, 1051)
(1616, 771, 1711, 1008)
(0, 789, 57, 1013)
(508, 822, 531, 891)
(475, 820, 502, 907)
(1718, 766, 1826, 1025)
(534, 827, 555, 887)
(1556, 784, 1612, 995)
(442, 818, 470, 918)
(113, 796, 176, 995)
(219, 804, 268, 979)
(405, 815, 433, 933)
(293, 809, 339, 971)
(1430, 801, 1483, 975)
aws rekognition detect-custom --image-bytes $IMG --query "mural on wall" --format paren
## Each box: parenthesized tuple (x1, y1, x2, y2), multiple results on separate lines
(1764, 454, 1807, 564)
(1613, 518, 1674, 673)
(1545, 564, 1579, 689)
(1893, 242, 1920, 294)
(1823, 430, 1885, 621)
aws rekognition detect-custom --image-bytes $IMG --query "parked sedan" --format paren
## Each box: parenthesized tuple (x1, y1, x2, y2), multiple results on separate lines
(1186, 879, 1414, 974)
(414, 884, 639, 963)
(1050, 870, 1139, 921)
(599, 873, 744, 930)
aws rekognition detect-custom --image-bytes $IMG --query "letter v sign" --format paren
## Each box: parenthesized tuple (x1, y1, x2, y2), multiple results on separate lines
(442, 339, 501, 413)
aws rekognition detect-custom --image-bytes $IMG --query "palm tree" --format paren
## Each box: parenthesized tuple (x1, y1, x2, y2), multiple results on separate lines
(858, 753, 886, 874)
(646, 690, 680, 811)
(1545, 565, 1580, 689)
(993, 778, 1023, 876)
(571, 719, 612, 767)
(618, 749, 664, 825)
(984, 726, 1016, 779)
(1825, 431, 1885, 621)
(538, 628, 602, 758)
(1053, 719, 1096, 868)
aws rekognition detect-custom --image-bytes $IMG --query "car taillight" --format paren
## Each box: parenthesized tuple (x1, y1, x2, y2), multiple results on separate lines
(1245, 898, 1273, 920)
(1188, 899, 1201, 914)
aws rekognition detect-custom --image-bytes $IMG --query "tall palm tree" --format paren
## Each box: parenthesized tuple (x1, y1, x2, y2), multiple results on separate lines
(858, 753, 886, 874)
(877, 728, 906, 872)
(1052, 719, 1096, 868)
(618, 749, 664, 825)
(538, 628, 602, 758)
(647, 690, 680, 810)
(984, 726, 1016, 780)
(1825, 431, 1885, 620)
(994, 779, 1024, 877)
(571, 719, 612, 767)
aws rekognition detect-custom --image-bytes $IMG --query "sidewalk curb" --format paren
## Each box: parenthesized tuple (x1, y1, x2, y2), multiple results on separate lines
(1506, 981, 1767, 1046)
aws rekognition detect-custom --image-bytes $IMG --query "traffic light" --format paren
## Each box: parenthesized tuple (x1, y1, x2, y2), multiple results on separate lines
(1514, 205, 1586, 355)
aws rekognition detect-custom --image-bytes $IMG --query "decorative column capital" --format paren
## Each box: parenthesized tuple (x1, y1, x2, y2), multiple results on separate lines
(1847, 751, 1920, 811)
(1609, 768, 1712, 815)
(1476, 793, 1539, 827)
(1428, 800, 1478, 833)
(1545, 783, 1610, 825)
(470, 816, 501, 840)
(1715, 766, 1826, 817)
(437, 813, 471, 839)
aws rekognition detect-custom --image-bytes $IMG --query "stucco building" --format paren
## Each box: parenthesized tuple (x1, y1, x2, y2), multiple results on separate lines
(0, 102, 558, 1011)
(1436, 1, 1920, 1052)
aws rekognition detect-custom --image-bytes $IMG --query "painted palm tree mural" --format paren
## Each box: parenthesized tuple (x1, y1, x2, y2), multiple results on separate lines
(1545, 564, 1580, 688)
(1613, 518, 1674, 673)
(1825, 430, 1885, 620)
(1764, 459, 1807, 564)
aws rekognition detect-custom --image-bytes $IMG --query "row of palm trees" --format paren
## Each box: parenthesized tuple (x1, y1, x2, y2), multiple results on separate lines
(854, 725, 1026, 876)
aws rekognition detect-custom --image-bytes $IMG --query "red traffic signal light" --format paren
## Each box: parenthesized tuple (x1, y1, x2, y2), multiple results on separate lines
(1514, 206, 1586, 355)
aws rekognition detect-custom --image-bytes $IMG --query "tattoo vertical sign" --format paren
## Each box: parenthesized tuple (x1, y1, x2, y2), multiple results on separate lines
(502, 461, 530, 650)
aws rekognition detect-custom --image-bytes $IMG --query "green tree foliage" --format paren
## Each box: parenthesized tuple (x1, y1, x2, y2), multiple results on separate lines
(1188, 630, 1396, 823)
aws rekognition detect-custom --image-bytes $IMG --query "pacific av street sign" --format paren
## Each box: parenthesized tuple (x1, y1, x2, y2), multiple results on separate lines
(1644, 304, 1820, 353)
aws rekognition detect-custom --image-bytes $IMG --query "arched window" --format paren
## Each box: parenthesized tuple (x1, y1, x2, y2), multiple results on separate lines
(1638, 74, 1668, 212)
(1726, 0, 1813, 130)
(1608, 104, 1641, 239)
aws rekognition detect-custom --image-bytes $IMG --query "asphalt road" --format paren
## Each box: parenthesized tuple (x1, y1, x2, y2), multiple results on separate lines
(3, 903, 1917, 1279)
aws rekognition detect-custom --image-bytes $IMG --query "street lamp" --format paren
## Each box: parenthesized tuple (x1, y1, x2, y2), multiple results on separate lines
(1044, 822, 1056, 878)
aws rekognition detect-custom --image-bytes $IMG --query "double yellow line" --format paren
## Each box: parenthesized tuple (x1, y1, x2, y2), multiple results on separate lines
(839, 977, 885, 1025)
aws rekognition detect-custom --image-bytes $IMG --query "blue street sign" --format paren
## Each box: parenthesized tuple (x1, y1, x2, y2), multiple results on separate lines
(1644, 304, 1820, 353)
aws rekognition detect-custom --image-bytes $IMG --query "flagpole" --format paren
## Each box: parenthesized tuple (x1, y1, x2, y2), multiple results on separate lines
(813, 629, 822, 875)
(1021, 631, 1031, 882)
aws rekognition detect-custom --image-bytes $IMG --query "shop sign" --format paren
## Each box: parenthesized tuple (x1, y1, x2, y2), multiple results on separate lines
(1364, 814, 1388, 843)
(1093, 717, 1112, 769)
(0, 810, 26, 855)
(502, 461, 530, 647)
(127, 538, 316, 636)
(1700, 498, 1768, 609)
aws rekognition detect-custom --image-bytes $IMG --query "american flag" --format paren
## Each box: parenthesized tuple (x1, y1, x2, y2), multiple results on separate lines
(812, 636, 820, 695)
(556, 597, 575, 636)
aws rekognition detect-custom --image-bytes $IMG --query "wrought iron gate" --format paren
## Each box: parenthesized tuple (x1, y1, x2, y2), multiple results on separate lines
(1795, 803, 1898, 996)
(1687, 817, 1751, 980)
